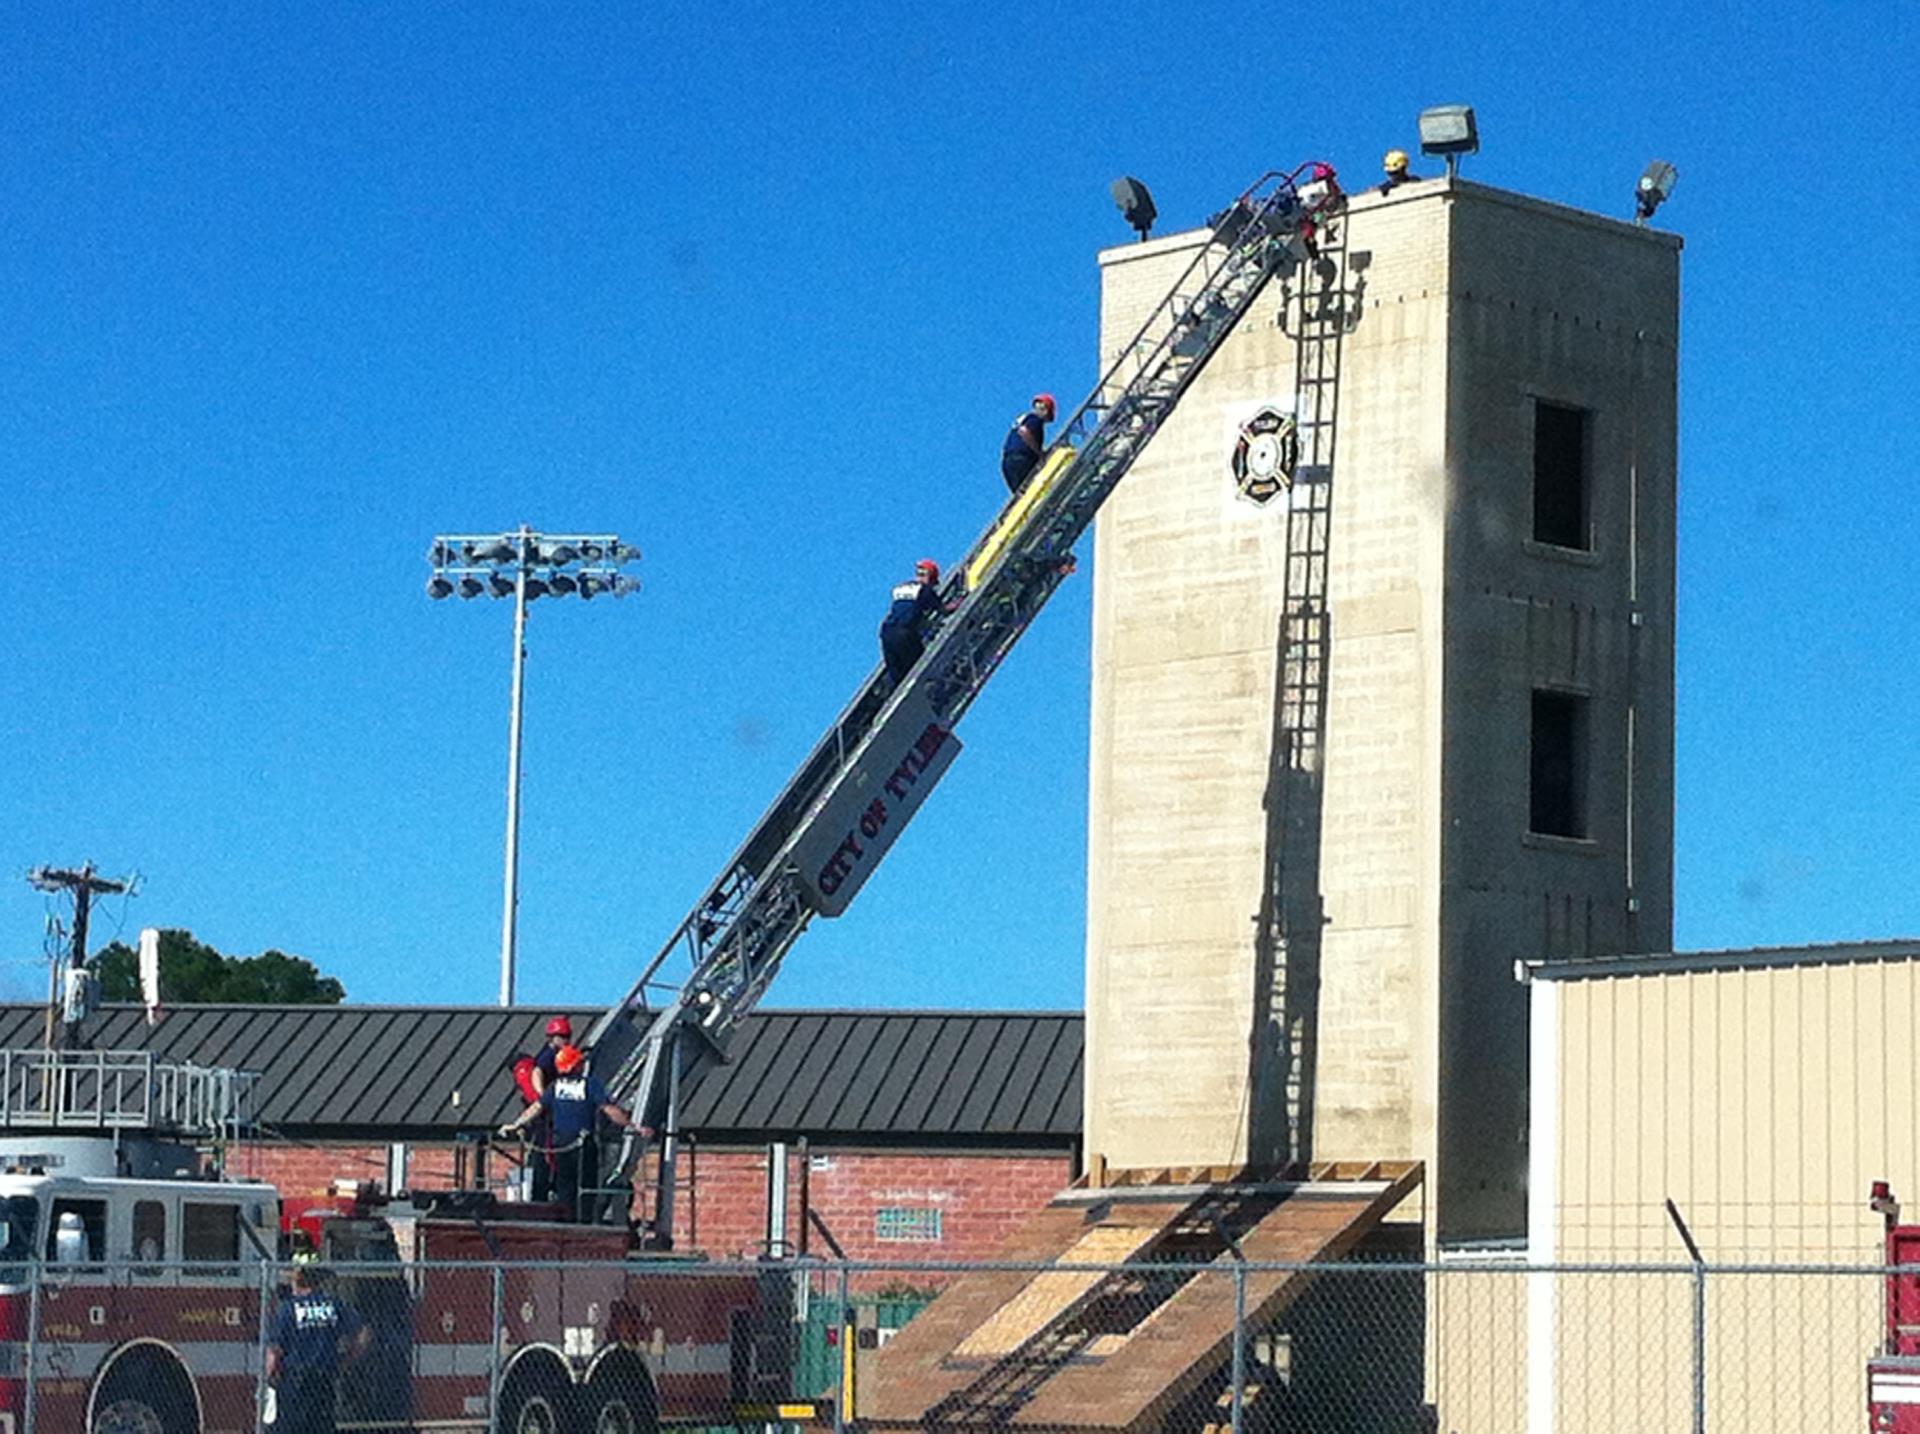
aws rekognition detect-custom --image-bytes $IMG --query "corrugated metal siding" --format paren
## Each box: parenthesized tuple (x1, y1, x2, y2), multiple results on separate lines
(0, 1005, 1082, 1142)
(1545, 952, 1920, 1434)
(1554, 954, 1920, 1262)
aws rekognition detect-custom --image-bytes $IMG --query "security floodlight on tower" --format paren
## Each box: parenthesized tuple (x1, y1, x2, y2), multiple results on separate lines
(1418, 104, 1479, 180)
(423, 524, 642, 1005)
(1635, 160, 1678, 225)
(1110, 177, 1158, 242)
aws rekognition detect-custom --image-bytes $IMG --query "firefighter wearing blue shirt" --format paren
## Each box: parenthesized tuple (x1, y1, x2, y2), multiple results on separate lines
(500, 1044, 632, 1220)
(528, 1015, 572, 1202)
(1000, 393, 1056, 493)
(879, 558, 943, 685)
(266, 1265, 369, 1434)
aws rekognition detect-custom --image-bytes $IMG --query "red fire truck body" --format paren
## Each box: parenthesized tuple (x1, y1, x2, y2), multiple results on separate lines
(0, 1170, 794, 1434)
(1868, 1181, 1920, 1431)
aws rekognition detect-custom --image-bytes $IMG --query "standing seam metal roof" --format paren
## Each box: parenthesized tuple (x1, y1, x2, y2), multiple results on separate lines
(0, 1005, 1082, 1141)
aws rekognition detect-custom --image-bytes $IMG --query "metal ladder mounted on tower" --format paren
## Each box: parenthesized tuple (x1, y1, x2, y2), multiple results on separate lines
(584, 163, 1345, 1243)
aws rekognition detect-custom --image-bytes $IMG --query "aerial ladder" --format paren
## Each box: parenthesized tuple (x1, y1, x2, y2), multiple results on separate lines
(583, 164, 1343, 1243)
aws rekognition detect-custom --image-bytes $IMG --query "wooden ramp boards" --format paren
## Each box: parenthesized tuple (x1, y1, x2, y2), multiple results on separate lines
(857, 1160, 1421, 1432)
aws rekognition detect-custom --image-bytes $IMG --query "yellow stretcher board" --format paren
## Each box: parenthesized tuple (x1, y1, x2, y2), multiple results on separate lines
(967, 445, 1077, 590)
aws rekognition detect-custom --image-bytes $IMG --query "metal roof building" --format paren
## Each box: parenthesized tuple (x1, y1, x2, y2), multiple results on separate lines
(0, 1004, 1083, 1147)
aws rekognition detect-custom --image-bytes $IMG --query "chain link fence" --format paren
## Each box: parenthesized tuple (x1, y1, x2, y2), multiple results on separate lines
(0, 1255, 1898, 1431)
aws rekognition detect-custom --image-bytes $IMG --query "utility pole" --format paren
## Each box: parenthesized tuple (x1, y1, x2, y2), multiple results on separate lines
(27, 863, 130, 1048)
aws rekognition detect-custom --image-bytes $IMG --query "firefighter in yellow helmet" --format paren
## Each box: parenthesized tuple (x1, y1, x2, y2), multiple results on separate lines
(1379, 148, 1422, 194)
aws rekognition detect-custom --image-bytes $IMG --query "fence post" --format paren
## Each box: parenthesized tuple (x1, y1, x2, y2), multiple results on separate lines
(1691, 1265, 1707, 1434)
(1230, 1263, 1247, 1434)
(487, 1265, 506, 1425)
(833, 1262, 850, 1434)
(21, 1262, 41, 1434)
(253, 1258, 276, 1429)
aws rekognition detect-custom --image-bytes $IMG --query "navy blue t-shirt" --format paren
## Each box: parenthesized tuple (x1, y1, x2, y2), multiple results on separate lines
(1001, 412, 1045, 483)
(272, 1290, 363, 1374)
(882, 581, 939, 632)
(540, 1073, 612, 1141)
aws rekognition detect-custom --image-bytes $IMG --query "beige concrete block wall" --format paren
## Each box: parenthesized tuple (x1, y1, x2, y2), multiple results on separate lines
(1087, 185, 1454, 1174)
(1437, 188, 1681, 1239)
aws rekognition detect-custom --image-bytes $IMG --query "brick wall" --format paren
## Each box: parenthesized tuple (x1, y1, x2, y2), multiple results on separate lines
(664, 1147, 1072, 1268)
(229, 1141, 470, 1199)
(223, 1137, 1070, 1270)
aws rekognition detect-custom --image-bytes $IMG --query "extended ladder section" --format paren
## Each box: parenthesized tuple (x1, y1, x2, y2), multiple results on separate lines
(584, 165, 1343, 1235)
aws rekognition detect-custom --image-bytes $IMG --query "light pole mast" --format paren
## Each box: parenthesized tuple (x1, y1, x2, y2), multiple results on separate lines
(427, 527, 641, 1007)
(500, 543, 531, 1006)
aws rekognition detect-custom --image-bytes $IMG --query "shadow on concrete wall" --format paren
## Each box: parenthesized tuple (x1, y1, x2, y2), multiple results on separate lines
(1246, 232, 1369, 1169)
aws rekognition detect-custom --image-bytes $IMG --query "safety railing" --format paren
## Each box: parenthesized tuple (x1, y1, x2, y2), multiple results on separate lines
(0, 1049, 259, 1134)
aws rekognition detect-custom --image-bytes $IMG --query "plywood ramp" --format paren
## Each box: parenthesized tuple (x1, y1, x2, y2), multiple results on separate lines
(857, 1161, 1422, 1431)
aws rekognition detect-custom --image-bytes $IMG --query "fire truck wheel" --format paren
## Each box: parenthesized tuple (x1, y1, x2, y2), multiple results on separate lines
(91, 1349, 198, 1434)
(583, 1353, 657, 1434)
(497, 1357, 570, 1434)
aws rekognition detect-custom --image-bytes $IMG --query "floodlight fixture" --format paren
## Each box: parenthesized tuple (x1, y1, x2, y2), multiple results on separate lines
(1110, 177, 1158, 242)
(1418, 104, 1479, 180)
(423, 522, 643, 1005)
(1635, 160, 1678, 225)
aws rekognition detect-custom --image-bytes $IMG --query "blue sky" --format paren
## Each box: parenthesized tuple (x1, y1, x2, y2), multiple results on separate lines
(2, 2, 1914, 1010)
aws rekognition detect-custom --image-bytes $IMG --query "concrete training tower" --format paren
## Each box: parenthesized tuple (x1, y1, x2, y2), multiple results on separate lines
(1084, 177, 1680, 1240)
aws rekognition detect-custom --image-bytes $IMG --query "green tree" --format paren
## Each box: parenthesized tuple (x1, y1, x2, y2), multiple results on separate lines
(89, 929, 346, 1004)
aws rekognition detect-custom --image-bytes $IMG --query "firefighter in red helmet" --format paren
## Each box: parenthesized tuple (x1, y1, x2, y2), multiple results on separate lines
(501, 1044, 632, 1220)
(879, 557, 944, 687)
(1001, 392, 1057, 494)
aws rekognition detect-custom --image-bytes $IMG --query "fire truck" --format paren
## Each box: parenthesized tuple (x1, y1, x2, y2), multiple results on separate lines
(0, 1049, 805, 1434)
(1870, 1180, 1920, 1430)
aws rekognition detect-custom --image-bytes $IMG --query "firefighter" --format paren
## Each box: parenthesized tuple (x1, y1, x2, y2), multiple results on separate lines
(1379, 148, 1421, 194)
(1001, 393, 1057, 493)
(266, 1264, 369, 1434)
(527, 1015, 572, 1202)
(879, 558, 943, 686)
(500, 1044, 633, 1220)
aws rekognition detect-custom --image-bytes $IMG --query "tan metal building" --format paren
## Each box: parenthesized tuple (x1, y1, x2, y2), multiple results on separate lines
(1522, 940, 1920, 1430)
(1086, 177, 1680, 1241)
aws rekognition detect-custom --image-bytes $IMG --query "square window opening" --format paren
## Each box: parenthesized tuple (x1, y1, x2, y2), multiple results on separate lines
(1533, 401, 1590, 550)
(1530, 690, 1589, 839)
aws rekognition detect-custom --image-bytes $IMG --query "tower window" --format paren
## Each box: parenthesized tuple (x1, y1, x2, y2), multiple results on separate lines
(1530, 690, 1589, 839)
(1532, 401, 1590, 550)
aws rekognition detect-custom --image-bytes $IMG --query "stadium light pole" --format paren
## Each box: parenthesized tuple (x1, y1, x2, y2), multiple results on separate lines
(427, 526, 641, 1005)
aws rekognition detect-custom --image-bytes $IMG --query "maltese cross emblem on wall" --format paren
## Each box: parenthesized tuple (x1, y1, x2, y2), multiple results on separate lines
(1231, 406, 1298, 506)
